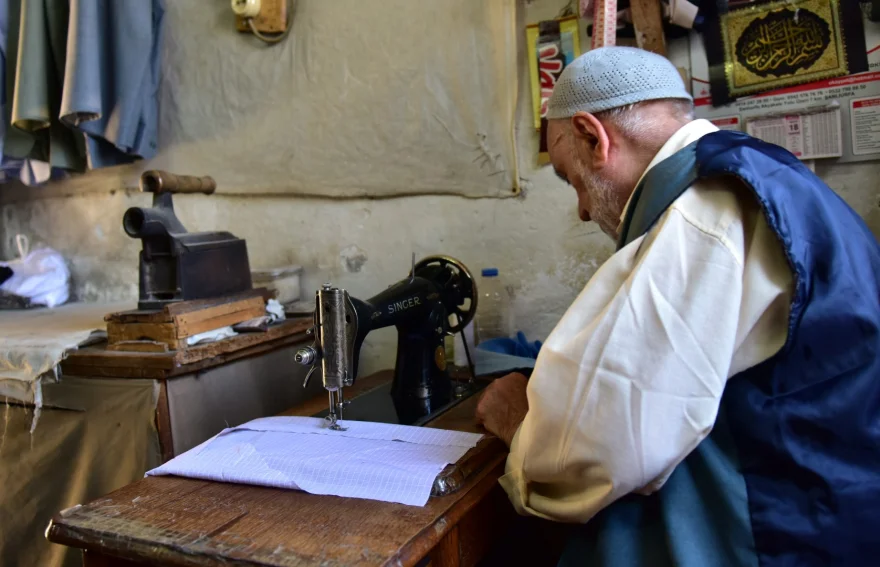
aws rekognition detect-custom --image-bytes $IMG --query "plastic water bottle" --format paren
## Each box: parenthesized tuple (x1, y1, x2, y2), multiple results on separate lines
(476, 268, 513, 342)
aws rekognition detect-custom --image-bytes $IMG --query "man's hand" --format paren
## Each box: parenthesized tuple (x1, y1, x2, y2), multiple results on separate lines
(475, 372, 529, 447)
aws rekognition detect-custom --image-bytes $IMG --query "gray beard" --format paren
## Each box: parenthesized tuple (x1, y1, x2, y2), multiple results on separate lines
(584, 172, 621, 241)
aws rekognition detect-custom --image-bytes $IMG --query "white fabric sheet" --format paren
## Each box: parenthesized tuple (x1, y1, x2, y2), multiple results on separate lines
(149, 0, 519, 198)
(147, 416, 483, 506)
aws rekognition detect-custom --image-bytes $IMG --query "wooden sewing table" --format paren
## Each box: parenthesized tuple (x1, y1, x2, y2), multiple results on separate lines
(46, 370, 517, 567)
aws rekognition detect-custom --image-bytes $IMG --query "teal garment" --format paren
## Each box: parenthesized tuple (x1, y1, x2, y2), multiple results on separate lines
(558, 409, 758, 567)
(472, 349, 535, 377)
(615, 143, 700, 252)
(4, 0, 86, 172)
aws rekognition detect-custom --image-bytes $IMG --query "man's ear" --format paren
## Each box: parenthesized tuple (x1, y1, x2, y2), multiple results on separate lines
(570, 112, 610, 169)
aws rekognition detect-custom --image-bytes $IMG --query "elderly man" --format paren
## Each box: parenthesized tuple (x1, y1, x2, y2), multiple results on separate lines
(476, 46, 880, 565)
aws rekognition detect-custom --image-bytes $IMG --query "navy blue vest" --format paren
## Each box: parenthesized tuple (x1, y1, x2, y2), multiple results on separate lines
(560, 131, 880, 567)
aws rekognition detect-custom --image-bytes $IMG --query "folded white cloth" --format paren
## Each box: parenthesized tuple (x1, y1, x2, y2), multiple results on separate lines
(185, 326, 236, 346)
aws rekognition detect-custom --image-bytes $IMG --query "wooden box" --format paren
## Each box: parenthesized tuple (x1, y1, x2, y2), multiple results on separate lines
(105, 291, 268, 352)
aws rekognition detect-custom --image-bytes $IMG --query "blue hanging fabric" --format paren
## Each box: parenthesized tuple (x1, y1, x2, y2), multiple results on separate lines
(60, 0, 165, 169)
(477, 331, 543, 359)
(0, 0, 165, 185)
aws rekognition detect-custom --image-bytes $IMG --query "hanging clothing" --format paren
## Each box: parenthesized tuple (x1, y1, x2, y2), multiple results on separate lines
(1, 0, 7, 158)
(0, 0, 55, 185)
(0, 0, 164, 183)
(503, 120, 880, 564)
(61, 0, 164, 168)
(5, 0, 86, 172)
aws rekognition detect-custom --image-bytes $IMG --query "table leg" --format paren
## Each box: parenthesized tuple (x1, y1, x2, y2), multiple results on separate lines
(155, 381, 174, 462)
(430, 524, 461, 567)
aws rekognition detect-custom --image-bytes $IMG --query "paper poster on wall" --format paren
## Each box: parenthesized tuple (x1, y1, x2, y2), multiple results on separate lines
(745, 109, 842, 160)
(691, 11, 880, 163)
(709, 116, 742, 131)
(850, 96, 880, 156)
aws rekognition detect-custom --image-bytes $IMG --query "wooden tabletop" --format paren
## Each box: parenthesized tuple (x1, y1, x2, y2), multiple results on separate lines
(46, 372, 510, 567)
(61, 317, 312, 379)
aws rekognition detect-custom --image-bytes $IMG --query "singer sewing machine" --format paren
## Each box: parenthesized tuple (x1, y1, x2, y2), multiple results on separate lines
(294, 255, 482, 428)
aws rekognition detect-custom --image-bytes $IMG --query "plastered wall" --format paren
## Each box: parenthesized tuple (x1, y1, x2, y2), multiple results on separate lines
(0, 177, 615, 376)
(2, 1, 879, 377)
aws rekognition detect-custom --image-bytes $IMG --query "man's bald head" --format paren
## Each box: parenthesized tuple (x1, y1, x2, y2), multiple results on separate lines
(545, 48, 694, 239)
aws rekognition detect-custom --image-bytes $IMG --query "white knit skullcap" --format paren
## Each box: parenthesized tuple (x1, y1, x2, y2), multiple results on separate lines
(546, 47, 692, 119)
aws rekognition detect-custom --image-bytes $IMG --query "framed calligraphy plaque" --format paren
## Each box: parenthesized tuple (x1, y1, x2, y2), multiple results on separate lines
(723, 0, 845, 97)
(704, 0, 867, 106)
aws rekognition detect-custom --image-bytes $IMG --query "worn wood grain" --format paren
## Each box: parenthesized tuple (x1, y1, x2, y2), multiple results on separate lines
(106, 290, 271, 324)
(48, 456, 507, 567)
(107, 322, 181, 348)
(62, 318, 311, 379)
(174, 298, 266, 337)
(47, 371, 513, 567)
(63, 351, 177, 371)
(106, 298, 268, 349)
(173, 296, 264, 326)
(457, 483, 515, 567)
(107, 340, 170, 353)
(165, 288, 272, 315)
(156, 382, 175, 463)
(429, 525, 460, 567)
(630, 0, 666, 55)
(105, 309, 171, 325)
(60, 364, 171, 380)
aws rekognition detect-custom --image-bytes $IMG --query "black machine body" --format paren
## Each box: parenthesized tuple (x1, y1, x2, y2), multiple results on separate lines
(352, 257, 477, 421)
(296, 256, 479, 426)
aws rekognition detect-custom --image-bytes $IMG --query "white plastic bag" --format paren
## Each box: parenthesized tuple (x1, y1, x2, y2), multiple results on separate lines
(0, 235, 70, 307)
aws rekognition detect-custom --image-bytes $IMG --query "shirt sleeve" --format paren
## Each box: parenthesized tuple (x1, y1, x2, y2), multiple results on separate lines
(499, 206, 745, 523)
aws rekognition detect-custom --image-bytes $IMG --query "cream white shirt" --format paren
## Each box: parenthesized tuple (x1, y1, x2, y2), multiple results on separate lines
(500, 119, 794, 522)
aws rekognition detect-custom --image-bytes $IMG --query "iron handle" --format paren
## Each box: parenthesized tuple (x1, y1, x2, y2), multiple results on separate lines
(140, 170, 216, 195)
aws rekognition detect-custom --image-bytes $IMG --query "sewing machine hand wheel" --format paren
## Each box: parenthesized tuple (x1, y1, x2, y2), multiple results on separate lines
(411, 255, 478, 334)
